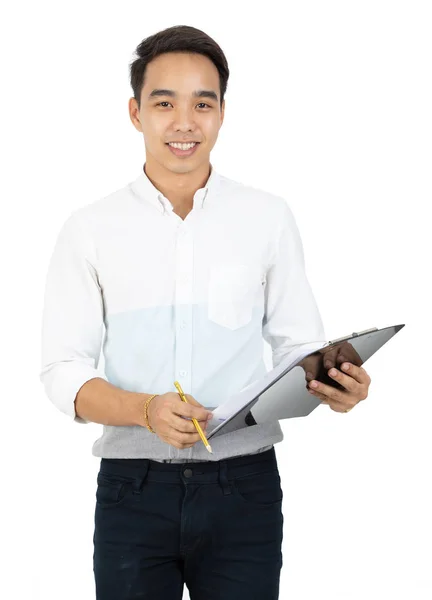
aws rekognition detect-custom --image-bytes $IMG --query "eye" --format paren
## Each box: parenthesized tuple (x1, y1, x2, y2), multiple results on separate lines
(155, 102, 211, 109)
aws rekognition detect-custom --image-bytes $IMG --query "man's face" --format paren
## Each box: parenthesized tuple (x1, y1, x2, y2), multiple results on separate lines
(129, 52, 224, 175)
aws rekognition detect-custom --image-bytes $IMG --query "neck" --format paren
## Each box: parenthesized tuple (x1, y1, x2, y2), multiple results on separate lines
(143, 159, 212, 210)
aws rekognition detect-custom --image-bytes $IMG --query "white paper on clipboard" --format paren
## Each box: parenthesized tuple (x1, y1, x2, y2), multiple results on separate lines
(205, 323, 406, 439)
(206, 340, 328, 430)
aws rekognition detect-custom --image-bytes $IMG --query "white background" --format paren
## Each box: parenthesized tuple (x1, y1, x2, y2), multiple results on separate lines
(1, 1, 431, 598)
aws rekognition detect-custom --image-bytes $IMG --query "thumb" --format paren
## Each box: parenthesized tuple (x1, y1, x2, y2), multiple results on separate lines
(183, 394, 203, 407)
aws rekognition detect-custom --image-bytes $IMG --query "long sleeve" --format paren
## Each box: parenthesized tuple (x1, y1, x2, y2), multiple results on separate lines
(39, 211, 108, 424)
(262, 199, 327, 369)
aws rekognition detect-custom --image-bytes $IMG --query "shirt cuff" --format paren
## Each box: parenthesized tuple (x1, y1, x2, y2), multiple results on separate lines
(40, 362, 108, 424)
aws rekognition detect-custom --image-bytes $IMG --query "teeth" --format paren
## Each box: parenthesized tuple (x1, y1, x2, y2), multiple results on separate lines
(168, 142, 197, 150)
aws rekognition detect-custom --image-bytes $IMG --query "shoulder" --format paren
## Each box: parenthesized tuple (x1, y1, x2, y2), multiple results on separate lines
(216, 172, 292, 219)
(65, 180, 138, 238)
(75, 183, 131, 220)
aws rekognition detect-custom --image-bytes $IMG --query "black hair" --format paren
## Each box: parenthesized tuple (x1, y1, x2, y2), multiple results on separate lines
(129, 25, 229, 110)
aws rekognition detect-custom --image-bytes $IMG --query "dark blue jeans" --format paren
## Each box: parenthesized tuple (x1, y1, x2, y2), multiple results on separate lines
(93, 446, 284, 599)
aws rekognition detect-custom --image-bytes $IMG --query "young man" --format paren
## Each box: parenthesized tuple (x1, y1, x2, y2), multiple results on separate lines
(40, 24, 371, 600)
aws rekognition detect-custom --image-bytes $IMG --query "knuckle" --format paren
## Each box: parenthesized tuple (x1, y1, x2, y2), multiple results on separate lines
(184, 420, 196, 433)
(173, 432, 183, 444)
(183, 417, 196, 430)
(180, 431, 197, 443)
(361, 367, 371, 383)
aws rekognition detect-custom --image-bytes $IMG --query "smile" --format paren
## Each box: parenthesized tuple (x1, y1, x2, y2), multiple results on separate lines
(166, 142, 200, 157)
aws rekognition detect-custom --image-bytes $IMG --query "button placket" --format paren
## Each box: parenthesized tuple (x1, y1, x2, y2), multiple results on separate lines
(174, 224, 193, 394)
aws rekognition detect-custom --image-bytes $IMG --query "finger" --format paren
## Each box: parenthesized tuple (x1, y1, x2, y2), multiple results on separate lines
(301, 354, 322, 380)
(308, 388, 331, 402)
(307, 388, 331, 403)
(322, 347, 340, 370)
(168, 439, 195, 450)
(308, 379, 346, 403)
(339, 362, 371, 384)
(200, 419, 209, 431)
(329, 403, 352, 413)
(308, 389, 349, 411)
(340, 343, 363, 368)
(183, 394, 213, 417)
(326, 367, 359, 392)
(171, 414, 209, 433)
(173, 400, 212, 422)
(168, 426, 202, 445)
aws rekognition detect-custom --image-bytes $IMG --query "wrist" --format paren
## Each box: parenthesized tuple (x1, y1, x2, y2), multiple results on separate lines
(131, 393, 157, 428)
(143, 394, 158, 433)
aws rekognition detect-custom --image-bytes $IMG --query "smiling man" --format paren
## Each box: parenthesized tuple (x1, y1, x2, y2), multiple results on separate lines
(130, 51, 224, 220)
(39, 24, 371, 600)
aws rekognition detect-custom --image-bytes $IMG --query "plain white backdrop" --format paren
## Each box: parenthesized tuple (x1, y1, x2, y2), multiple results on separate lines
(1, 1, 431, 598)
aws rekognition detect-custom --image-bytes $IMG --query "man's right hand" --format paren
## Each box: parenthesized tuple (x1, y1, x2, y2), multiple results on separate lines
(146, 392, 213, 449)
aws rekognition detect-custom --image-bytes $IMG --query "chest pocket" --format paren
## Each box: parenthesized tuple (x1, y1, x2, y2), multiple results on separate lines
(208, 264, 259, 330)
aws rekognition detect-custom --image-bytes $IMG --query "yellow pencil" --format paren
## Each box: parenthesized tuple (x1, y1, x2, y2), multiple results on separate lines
(174, 381, 212, 454)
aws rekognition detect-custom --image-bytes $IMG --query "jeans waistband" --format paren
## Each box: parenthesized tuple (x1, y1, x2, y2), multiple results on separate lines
(99, 446, 278, 485)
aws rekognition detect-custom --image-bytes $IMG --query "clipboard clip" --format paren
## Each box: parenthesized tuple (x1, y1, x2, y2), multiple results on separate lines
(328, 327, 378, 345)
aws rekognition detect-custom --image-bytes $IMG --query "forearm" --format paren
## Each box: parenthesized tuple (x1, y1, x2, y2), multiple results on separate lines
(74, 377, 152, 427)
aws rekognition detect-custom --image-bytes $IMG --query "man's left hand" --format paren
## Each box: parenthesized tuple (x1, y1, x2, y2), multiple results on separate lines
(307, 362, 371, 413)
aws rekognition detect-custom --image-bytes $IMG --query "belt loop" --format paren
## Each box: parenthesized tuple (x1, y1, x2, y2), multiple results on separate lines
(132, 460, 149, 495)
(218, 459, 232, 496)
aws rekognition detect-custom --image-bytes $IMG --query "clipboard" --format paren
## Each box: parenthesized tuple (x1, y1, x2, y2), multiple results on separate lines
(206, 323, 405, 439)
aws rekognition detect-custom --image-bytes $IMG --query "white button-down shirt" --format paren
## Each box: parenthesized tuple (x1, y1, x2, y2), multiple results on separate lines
(39, 164, 326, 460)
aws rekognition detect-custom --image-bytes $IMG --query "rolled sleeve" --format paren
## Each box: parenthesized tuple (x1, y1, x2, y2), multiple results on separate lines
(39, 211, 108, 424)
(262, 199, 327, 368)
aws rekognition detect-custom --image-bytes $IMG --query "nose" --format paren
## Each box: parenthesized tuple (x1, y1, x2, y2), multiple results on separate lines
(172, 106, 197, 131)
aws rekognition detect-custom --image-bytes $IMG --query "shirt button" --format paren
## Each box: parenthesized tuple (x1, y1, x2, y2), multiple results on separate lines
(180, 322, 187, 329)
(179, 370, 187, 377)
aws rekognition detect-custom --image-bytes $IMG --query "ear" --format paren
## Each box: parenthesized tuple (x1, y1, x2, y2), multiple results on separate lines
(220, 99, 225, 127)
(128, 97, 143, 132)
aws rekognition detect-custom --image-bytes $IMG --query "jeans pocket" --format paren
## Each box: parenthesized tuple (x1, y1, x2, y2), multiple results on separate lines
(232, 468, 283, 508)
(96, 472, 134, 508)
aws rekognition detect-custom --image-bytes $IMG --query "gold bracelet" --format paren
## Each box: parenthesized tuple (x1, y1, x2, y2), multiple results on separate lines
(144, 394, 159, 433)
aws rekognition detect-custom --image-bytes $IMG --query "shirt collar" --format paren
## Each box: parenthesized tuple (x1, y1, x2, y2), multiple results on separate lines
(130, 162, 221, 214)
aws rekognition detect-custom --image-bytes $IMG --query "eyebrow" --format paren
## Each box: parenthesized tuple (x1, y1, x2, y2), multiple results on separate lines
(148, 89, 219, 102)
